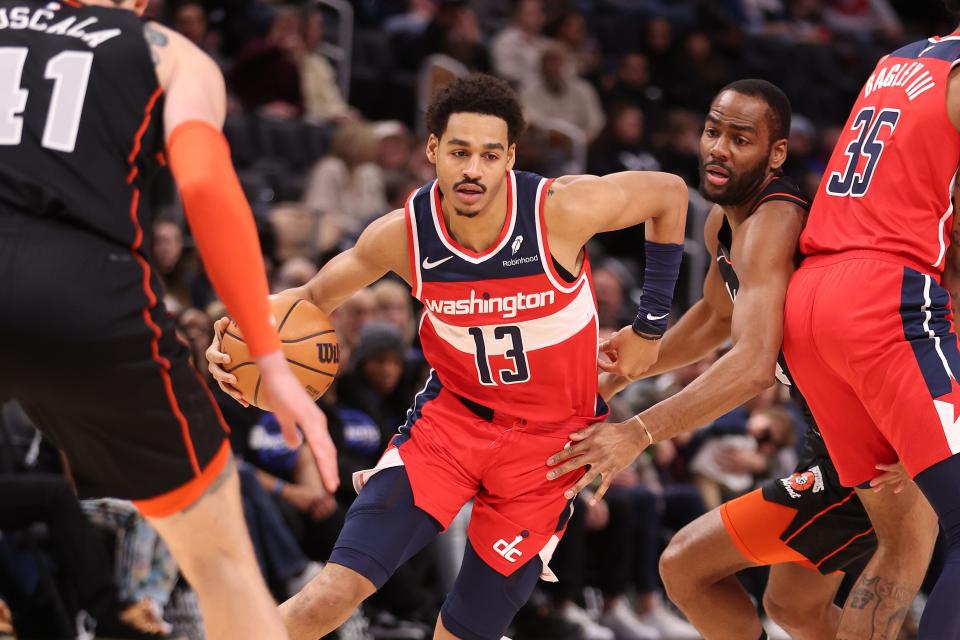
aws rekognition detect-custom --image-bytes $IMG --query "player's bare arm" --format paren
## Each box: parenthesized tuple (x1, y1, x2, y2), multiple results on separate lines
(548, 200, 804, 502)
(290, 210, 411, 314)
(600, 206, 733, 400)
(546, 171, 688, 379)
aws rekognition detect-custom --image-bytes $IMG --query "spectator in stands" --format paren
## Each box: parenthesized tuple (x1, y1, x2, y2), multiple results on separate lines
(490, 0, 549, 85)
(300, 8, 354, 123)
(412, 0, 490, 73)
(662, 30, 730, 113)
(303, 121, 387, 250)
(243, 413, 344, 562)
(370, 279, 418, 351)
(330, 288, 376, 364)
(274, 257, 320, 293)
(653, 109, 702, 186)
(824, 0, 903, 43)
(229, 5, 305, 118)
(588, 103, 661, 176)
(593, 259, 638, 329)
(172, 1, 223, 65)
(153, 216, 196, 313)
(601, 52, 664, 134)
(521, 45, 606, 143)
(547, 11, 601, 79)
(385, 0, 438, 38)
(176, 307, 214, 372)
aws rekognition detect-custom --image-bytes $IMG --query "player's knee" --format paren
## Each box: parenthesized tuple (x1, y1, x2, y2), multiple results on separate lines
(659, 532, 696, 603)
(303, 563, 374, 611)
(441, 542, 541, 640)
(763, 589, 814, 634)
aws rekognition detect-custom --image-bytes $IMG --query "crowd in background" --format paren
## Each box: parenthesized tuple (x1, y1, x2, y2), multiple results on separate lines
(0, 0, 955, 639)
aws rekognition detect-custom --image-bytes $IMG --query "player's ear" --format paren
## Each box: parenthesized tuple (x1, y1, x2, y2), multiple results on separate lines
(426, 134, 439, 165)
(132, 0, 149, 16)
(505, 143, 516, 171)
(769, 138, 787, 171)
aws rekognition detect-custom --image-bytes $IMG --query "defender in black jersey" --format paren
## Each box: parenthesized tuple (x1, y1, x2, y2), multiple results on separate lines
(0, 0, 337, 637)
(547, 81, 938, 640)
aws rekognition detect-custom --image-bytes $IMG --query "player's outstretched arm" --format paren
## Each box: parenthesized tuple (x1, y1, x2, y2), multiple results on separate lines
(154, 23, 338, 492)
(547, 172, 688, 379)
(285, 210, 410, 315)
(549, 201, 803, 502)
(599, 207, 733, 400)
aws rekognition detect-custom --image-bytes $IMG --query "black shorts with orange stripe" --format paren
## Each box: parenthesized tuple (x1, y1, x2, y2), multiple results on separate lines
(0, 214, 230, 518)
(720, 444, 876, 574)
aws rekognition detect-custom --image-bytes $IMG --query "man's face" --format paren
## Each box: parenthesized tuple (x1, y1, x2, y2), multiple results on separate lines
(153, 221, 182, 273)
(362, 352, 404, 395)
(427, 113, 514, 219)
(699, 91, 784, 205)
(174, 4, 206, 46)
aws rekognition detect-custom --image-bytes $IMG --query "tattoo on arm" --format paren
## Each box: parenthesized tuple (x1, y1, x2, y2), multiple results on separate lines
(842, 574, 913, 640)
(143, 23, 168, 66)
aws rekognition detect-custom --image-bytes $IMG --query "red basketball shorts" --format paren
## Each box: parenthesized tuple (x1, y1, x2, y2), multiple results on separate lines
(783, 251, 960, 487)
(354, 376, 606, 578)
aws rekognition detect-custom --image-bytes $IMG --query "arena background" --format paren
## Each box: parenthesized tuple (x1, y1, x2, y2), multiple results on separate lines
(0, 1, 954, 639)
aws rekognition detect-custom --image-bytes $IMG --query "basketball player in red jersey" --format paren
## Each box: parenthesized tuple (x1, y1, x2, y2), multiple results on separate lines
(0, 0, 338, 638)
(781, 3, 960, 636)
(207, 74, 687, 640)
(548, 80, 937, 640)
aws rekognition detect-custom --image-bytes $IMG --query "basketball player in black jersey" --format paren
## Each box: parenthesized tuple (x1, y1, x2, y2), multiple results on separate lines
(0, 0, 338, 637)
(547, 80, 939, 639)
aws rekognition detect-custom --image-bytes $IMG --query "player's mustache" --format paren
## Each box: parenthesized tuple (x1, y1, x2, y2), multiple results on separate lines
(454, 178, 486, 192)
(702, 161, 733, 177)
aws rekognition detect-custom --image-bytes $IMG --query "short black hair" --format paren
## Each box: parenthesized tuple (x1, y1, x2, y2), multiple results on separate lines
(718, 79, 792, 142)
(425, 74, 526, 145)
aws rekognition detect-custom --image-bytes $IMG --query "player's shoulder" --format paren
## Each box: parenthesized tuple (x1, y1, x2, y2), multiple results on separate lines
(750, 175, 810, 214)
(144, 21, 221, 89)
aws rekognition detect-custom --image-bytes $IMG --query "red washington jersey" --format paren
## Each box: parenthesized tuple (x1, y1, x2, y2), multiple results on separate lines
(801, 32, 960, 278)
(405, 170, 605, 425)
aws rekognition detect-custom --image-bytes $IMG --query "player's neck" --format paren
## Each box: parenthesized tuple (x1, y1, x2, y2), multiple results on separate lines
(439, 181, 510, 253)
(724, 173, 777, 224)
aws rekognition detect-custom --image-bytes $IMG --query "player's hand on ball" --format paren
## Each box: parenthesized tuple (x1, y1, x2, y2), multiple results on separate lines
(206, 317, 248, 407)
(598, 325, 660, 380)
(545, 419, 651, 504)
(257, 351, 340, 494)
(869, 462, 909, 494)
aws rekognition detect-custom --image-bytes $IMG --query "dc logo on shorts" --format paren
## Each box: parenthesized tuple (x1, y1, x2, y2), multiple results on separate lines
(494, 530, 529, 563)
(781, 465, 825, 499)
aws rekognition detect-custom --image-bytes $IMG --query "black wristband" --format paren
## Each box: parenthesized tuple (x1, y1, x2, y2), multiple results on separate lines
(632, 315, 665, 339)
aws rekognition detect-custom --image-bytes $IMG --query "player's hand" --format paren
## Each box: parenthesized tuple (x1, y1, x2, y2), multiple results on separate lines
(598, 372, 632, 401)
(546, 419, 651, 504)
(256, 351, 340, 494)
(309, 492, 339, 521)
(869, 462, 909, 494)
(598, 325, 661, 380)
(205, 317, 249, 407)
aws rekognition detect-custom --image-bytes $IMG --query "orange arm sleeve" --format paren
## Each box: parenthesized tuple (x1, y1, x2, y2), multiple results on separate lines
(166, 120, 281, 357)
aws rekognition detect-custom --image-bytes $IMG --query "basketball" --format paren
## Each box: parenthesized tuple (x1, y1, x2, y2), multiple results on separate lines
(220, 296, 340, 410)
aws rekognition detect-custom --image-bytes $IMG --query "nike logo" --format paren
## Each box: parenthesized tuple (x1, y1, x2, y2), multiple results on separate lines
(646, 312, 669, 321)
(422, 256, 454, 269)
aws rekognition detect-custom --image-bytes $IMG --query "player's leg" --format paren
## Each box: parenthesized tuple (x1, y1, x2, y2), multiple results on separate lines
(279, 465, 446, 640)
(834, 482, 937, 640)
(658, 507, 763, 639)
(146, 458, 291, 639)
(913, 454, 960, 638)
(786, 264, 945, 639)
(762, 563, 843, 639)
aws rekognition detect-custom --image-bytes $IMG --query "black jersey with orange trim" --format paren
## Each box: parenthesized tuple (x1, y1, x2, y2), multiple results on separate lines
(713, 176, 828, 460)
(0, 0, 168, 340)
(0, 0, 165, 248)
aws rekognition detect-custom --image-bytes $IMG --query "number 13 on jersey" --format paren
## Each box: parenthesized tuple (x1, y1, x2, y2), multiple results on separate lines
(468, 325, 530, 385)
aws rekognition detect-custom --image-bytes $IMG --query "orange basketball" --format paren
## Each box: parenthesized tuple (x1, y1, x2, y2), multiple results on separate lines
(220, 296, 340, 410)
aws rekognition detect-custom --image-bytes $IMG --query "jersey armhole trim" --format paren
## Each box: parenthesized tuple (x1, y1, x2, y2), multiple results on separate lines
(404, 188, 422, 299)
